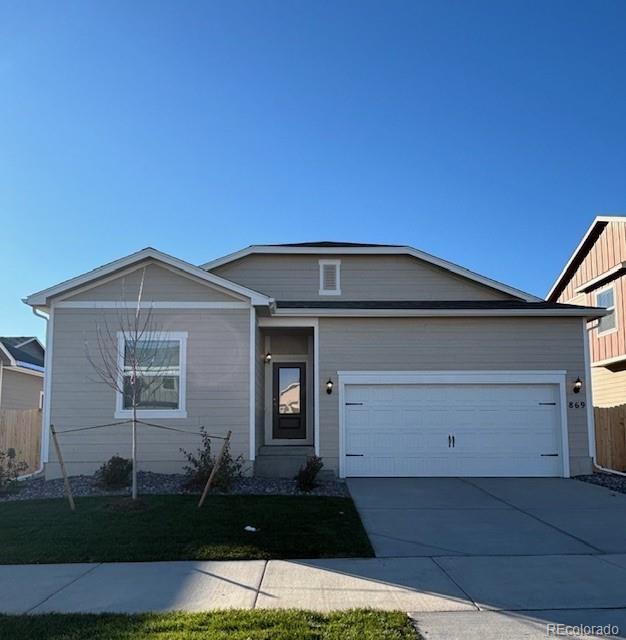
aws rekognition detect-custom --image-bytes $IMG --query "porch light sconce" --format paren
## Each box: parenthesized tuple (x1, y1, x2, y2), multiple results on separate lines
(326, 378, 334, 395)
(573, 377, 583, 394)
(264, 352, 272, 363)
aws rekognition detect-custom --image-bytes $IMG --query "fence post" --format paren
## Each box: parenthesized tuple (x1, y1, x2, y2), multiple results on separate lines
(198, 430, 232, 509)
(50, 425, 75, 511)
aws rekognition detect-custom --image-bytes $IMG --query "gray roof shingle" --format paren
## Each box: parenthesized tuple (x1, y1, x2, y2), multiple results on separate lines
(0, 337, 45, 368)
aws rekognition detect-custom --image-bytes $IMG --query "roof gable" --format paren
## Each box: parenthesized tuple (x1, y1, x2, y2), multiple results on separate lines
(25, 248, 272, 308)
(547, 216, 626, 301)
(0, 337, 45, 368)
(203, 244, 541, 302)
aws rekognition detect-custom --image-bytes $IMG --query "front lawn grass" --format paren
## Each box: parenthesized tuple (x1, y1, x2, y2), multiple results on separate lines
(0, 610, 418, 640)
(0, 495, 373, 563)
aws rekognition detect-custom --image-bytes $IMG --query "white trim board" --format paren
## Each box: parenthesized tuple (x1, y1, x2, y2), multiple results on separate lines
(337, 369, 570, 479)
(25, 248, 272, 308)
(55, 301, 250, 309)
(41, 306, 53, 463)
(582, 319, 596, 460)
(3, 366, 44, 378)
(591, 354, 626, 368)
(575, 262, 626, 294)
(249, 307, 256, 461)
(337, 370, 568, 384)
(202, 244, 542, 302)
(258, 317, 320, 328)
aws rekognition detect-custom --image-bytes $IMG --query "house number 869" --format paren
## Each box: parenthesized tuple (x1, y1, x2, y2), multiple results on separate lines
(568, 401, 586, 409)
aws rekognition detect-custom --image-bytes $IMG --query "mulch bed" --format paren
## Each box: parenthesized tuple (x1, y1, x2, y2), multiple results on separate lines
(0, 471, 348, 502)
(575, 471, 626, 494)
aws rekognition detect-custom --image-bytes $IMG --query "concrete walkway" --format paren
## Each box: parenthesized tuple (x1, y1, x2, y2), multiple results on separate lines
(3, 554, 626, 617)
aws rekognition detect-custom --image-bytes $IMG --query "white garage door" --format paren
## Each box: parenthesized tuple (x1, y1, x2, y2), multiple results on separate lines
(343, 382, 564, 477)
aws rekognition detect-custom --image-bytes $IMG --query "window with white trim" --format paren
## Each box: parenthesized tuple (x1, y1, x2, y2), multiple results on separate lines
(596, 286, 617, 335)
(115, 331, 187, 418)
(319, 259, 341, 295)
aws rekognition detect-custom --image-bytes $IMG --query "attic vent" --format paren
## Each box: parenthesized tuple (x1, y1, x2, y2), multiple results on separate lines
(319, 260, 341, 295)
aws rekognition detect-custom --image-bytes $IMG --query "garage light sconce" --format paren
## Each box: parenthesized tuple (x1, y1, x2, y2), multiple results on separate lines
(573, 377, 583, 394)
(264, 352, 272, 363)
(326, 378, 334, 395)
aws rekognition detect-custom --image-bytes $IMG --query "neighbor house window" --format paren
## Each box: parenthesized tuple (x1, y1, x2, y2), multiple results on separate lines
(115, 331, 187, 418)
(596, 286, 617, 335)
(319, 259, 341, 295)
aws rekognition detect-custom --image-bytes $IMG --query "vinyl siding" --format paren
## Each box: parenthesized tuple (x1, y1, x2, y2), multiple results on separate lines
(317, 317, 590, 476)
(212, 254, 516, 301)
(591, 365, 626, 408)
(65, 263, 242, 302)
(255, 324, 264, 455)
(45, 307, 250, 478)
(0, 368, 43, 410)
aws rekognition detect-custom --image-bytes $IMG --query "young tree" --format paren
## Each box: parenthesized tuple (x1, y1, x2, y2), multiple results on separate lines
(85, 268, 178, 499)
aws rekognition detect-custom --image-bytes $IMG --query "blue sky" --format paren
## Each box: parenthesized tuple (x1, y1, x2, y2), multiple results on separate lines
(1, 0, 625, 342)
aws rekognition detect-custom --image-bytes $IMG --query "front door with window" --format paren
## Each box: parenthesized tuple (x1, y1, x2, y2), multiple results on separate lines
(273, 363, 306, 439)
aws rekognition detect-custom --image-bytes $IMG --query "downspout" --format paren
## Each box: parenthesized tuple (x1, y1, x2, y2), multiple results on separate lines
(17, 306, 49, 479)
(583, 318, 626, 477)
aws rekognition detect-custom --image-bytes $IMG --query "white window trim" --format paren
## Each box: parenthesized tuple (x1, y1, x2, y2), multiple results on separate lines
(318, 259, 341, 296)
(595, 284, 618, 337)
(115, 330, 188, 419)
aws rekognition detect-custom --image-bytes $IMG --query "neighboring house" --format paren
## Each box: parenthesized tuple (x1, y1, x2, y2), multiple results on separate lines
(548, 216, 626, 408)
(0, 337, 45, 411)
(25, 242, 603, 480)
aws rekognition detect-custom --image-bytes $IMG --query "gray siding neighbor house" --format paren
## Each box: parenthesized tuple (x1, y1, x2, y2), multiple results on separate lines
(25, 243, 603, 480)
(0, 337, 45, 411)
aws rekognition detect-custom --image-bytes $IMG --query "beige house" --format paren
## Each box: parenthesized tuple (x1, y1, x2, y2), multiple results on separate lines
(0, 337, 44, 411)
(548, 216, 626, 408)
(25, 242, 603, 480)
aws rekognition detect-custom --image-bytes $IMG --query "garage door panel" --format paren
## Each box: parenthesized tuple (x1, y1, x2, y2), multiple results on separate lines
(343, 382, 563, 477)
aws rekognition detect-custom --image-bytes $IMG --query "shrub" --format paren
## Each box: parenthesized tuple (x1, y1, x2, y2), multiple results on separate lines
(295, 456, 324, 492)
(96, 455, 132, 489)
(0, 448, 28, 492)
(181, 427, 244, 492)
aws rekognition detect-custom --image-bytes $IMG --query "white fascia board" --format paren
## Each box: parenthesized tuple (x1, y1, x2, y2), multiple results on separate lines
(271, 308, 607, 318)
(201, 245, 542, 302)
(574, 262, 626, 294)
(591, 354, 626, 368)
(547, 216, 626, 301)
(0, 343, 16, 367)
(55, 301, 250, 309)
(24, 247, 272, 308)
(5, 365, 44, 378)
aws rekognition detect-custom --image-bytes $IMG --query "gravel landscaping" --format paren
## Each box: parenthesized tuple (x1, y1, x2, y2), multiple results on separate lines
(1, 471, 348, 502)
(576, 471, 626, 494)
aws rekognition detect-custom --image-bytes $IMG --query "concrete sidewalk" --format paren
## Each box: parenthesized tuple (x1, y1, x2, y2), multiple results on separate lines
(3, 554, 626, 615)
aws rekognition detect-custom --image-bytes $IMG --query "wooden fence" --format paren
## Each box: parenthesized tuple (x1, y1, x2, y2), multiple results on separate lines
(594, 405, 626, 472)
(0, 409, 42, 475)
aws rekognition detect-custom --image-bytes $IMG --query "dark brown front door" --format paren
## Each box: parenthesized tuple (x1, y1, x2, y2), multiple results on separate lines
(273, 363, 306, 439)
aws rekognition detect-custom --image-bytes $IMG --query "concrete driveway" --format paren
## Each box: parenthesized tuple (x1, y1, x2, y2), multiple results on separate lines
(347, 477, 626, 557)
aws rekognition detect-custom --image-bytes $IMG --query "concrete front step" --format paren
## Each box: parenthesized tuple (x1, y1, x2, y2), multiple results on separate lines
(257, 446, 314, 457)
(254, 446, 315, 478)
